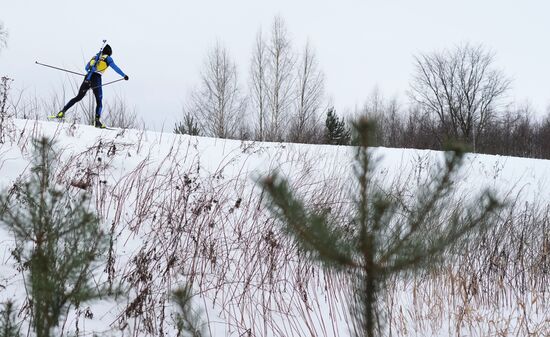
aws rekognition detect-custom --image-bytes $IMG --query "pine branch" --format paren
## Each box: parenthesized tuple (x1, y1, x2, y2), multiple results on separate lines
(263, 174, 357, 269)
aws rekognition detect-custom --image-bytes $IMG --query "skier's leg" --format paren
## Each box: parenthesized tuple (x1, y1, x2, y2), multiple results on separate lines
(91, 74, 105, 127)
(92, 82, 103, 118)
(61, 79, 91, 113)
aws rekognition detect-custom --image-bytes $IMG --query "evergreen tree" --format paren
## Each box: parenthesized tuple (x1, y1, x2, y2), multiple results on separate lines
(0, 301, 20, 337)
(174, 111, 201, 136)
(262, 117, 501, 337)
(172, 286, 206, 337)
(324, 107, 350, 145)
(0, 138, 113, 337)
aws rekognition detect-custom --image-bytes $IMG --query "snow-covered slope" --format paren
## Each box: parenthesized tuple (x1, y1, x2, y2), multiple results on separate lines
(0, 119, 548, 336)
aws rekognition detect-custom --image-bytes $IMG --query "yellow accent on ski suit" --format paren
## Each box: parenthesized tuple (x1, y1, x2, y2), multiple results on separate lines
(88, 54, 109, 74)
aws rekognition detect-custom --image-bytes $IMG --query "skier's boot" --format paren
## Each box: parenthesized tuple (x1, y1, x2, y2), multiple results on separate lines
(94, 116, 106, 129)
(55, 111, 65, 119)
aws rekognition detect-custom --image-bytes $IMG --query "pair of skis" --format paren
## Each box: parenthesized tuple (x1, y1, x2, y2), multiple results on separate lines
(46, 116, 117, 130)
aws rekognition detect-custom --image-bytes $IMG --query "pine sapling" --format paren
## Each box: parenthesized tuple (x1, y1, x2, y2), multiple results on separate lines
(172, 285, 206, 337)
(0, 137, 114, 337)
(0, 301, 20, 337)
(262, 117, 501, 337)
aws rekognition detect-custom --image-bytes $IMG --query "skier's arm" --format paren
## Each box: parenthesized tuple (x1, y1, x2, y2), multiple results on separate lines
(86, 53, 99, 73)
(106, 56, 126, 78)
(85, 58, 92, 72)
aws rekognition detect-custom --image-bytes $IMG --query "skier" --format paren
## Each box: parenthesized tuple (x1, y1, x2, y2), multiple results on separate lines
(55, 44, 129, 128)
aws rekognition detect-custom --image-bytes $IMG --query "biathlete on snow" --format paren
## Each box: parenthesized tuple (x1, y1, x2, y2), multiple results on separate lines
(55, 44, 129, 128)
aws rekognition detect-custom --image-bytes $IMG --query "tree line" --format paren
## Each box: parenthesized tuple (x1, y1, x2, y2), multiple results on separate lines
(177, 16, 326, 143)
(176, 17, 550, 159)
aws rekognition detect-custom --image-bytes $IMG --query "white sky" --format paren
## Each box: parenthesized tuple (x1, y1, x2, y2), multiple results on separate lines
(1, 0, 549, 130)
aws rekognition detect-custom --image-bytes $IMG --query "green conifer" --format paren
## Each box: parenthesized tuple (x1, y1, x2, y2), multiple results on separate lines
(0, 138, 112, 337)
(0, 301, 20, 337)
(324, 107, 351, 145)
(174, 112, 201, 136)
(263, 117, 501, 337)
(172, 286, 206, 337)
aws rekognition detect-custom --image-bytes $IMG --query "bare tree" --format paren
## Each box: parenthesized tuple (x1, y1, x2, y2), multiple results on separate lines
(536, 107, 550, 158)
(264, 16, 296, 141)
(249, 30, 269, 141)
(0, 76, 13, 143)
(289, 41, 325, 143)
(360, 87, 404, 146)
(0, 21, 7, 52)
(188, 42, 246, 139)
(362, 87, 385, 117)
(103, 95, 141, 129)
(0, 22, 9, 141)
(384, 97, 404, 147)
(360, 87, 385, 145)
(409, 43, 511, 145)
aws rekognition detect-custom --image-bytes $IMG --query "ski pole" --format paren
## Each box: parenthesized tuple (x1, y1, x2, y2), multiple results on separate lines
(91, 78, 126, 90)
(35, 61, 85, 76)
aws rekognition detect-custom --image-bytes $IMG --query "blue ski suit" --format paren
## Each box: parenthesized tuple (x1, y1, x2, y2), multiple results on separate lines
(62, 53, 127, 118)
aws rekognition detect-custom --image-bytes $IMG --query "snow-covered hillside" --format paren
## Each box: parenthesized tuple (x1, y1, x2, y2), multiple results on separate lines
(0, 119, 548, 336)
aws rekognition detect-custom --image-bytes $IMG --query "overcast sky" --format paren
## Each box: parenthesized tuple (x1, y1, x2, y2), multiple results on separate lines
(1, 0, 549, 130)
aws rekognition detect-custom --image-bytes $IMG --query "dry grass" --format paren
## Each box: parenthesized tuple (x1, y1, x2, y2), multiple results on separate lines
(0, 119, 548, 337)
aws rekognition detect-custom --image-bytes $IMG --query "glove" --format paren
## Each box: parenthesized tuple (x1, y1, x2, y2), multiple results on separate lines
(124, 75, 129, 81)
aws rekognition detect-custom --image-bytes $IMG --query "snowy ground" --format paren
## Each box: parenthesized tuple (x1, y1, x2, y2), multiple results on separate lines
(0, 119, 548, 336)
